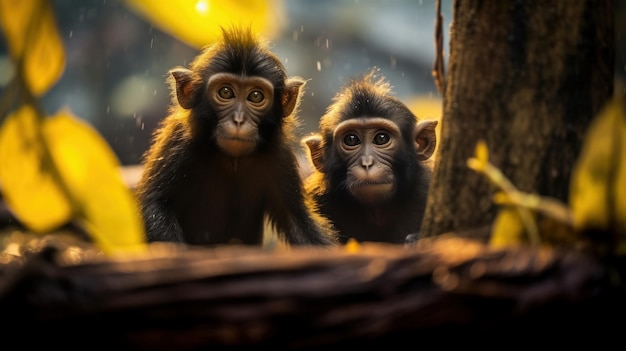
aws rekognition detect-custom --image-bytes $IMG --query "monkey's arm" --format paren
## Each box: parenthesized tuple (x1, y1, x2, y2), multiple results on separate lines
(266, 149, 338, 247)
(135, 117, 191, 242)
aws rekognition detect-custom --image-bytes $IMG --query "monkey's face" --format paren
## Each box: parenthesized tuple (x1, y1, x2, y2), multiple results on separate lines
(333, 117, 401, 205)
(207, 73, 275, 157)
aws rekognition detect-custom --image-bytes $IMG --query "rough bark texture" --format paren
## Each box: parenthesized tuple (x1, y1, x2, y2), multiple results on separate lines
(420, 0, 614, 240)
(0, 236, 623, 349)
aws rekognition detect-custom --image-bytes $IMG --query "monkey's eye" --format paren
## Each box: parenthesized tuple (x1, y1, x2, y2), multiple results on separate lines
(343, 133, 361, 147)
(373, 132, 391, 145)
(247, 90, 264, 103)
(218, 86, 234, 99)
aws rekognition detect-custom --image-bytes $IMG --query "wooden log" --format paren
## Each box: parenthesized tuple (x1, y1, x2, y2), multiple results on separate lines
(0, 235, 622, 349)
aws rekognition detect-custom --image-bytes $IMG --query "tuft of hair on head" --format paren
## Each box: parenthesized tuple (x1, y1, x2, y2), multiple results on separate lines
(320, 67, 395, 132)
(220, 24, 266, 51)
(350, 67, 393, 96)
(187, 25, 268, 73)
(330, 68, 393, 110)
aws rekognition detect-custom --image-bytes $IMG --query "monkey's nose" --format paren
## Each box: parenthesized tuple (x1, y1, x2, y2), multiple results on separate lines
(360, 155, 374, 169)
(233, 111, 245, 126)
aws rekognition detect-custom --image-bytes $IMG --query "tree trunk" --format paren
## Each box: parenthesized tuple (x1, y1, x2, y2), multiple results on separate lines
(420, 0, 615, 241)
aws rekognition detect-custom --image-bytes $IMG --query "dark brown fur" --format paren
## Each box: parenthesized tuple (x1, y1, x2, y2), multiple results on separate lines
(136, 27, 337, 247)
(302, 70, 437, 244)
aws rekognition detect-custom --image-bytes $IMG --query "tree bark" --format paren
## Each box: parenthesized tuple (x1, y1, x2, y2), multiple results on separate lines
(420, 0, 614, 241)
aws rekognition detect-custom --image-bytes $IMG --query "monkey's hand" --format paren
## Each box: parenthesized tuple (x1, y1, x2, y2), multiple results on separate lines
(405, 232, 420, 246)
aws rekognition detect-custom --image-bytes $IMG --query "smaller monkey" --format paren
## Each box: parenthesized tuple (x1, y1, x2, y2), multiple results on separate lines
(302, 70, 438, 244)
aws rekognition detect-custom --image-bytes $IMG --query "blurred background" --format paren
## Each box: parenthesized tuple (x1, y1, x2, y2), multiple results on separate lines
(0, 0, 451, 166)
(0, 0, 624, 167)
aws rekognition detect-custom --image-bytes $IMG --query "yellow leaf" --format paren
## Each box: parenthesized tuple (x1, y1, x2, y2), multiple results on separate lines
(125, 0, 285, 49)
(492, 191, 511, 205)
(466, 140, 489, 173)
(489, 207, 525, 248)
(44, 109, 147, 255)
(475, 139, 489, 164)
(345, 238, 361, 253)
(466, 158, 483, 172)
(0, 105, 72, 232)
(569, 97, 626, 238)
(617, 104, 626, 253)
(0, 0, 65, 95)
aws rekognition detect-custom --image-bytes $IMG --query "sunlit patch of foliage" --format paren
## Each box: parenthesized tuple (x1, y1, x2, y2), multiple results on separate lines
(468, 97, 626, 255)
(0, 0, 146, 256)
(124, 0, 284, 49)
(569, 97, 626, 253)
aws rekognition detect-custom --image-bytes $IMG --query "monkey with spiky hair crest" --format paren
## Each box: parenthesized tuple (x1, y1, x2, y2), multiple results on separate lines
(136, 27, 338, 247)
(302, 70, 438, 244)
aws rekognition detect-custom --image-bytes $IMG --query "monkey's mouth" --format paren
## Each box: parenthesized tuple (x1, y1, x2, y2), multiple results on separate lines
(350, 181, 393, 204)
(224, 136, 255, 143)
(352, 180, 394, 190)
(217, 137, 256, 157)
(356, 181, 392, 186)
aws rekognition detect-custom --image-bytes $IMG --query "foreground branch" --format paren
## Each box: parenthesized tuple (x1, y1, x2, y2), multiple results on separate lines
(0, 234, 623, 348)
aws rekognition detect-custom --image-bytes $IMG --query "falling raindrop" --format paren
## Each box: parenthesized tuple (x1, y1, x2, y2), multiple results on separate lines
(390, 56, 397, 69)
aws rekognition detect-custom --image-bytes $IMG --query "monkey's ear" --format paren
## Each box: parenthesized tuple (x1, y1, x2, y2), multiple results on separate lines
(414, 120, 438, 161)
(170, 68, 197, 109)
(302, 134, 325, 173)
(282, 77, 306, 117)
